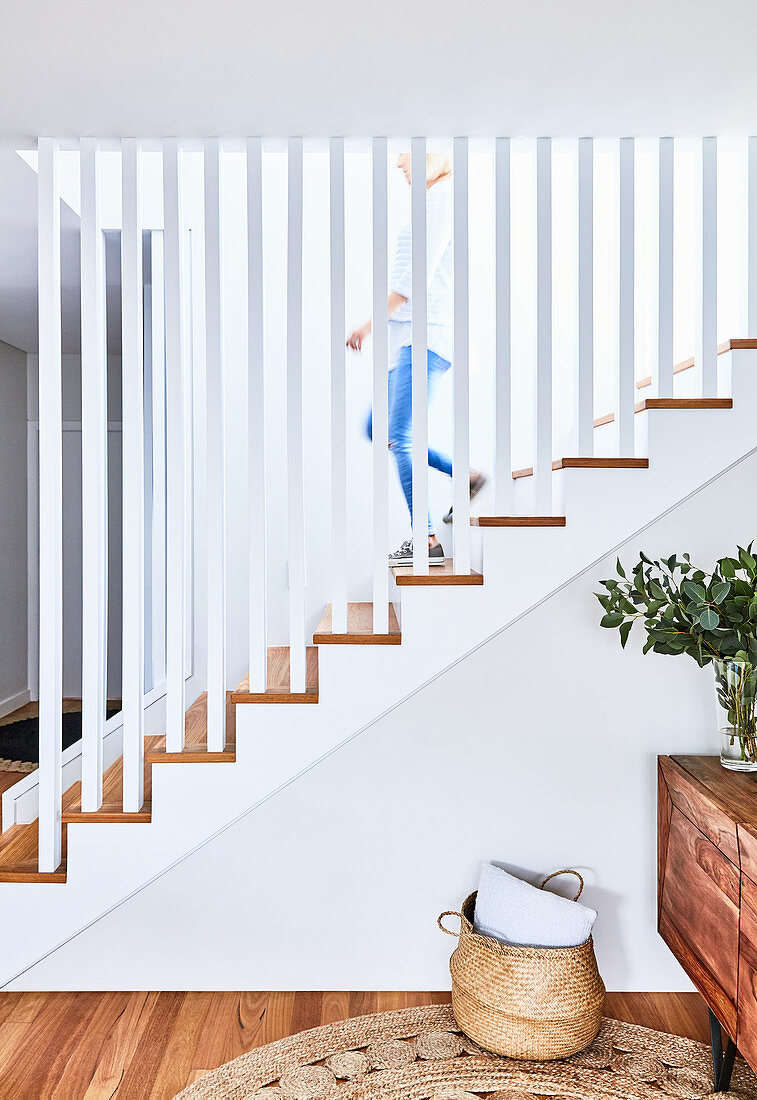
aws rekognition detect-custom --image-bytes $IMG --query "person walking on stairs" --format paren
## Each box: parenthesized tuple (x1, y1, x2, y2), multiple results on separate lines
(347, 151, 486, 567)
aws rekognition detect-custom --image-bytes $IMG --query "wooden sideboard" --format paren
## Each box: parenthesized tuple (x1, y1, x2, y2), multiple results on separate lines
(658, 755, 757, 1089)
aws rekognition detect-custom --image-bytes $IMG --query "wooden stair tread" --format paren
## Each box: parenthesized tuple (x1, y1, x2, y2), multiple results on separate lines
(146, 692, 237, 762)
(636, 339, 757, 391)
(635, 397, 733, 412)
(595, 397, 734, 427)
(471, 516, 566, 527)
(231, 647, 319, 702)
(391, 558, 483, 586)
(0, 820, 67, 883)
(61, 740, 153, 822)
(313, 603, 401, 644)
(513, 457, 649, 480)
(0, 691, 240, 880)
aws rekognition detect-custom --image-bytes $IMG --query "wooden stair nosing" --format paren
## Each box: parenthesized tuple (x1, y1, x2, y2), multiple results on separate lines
(0, 863, 67, 884)
(471, 516, 566, 527)
(391, 558, 483, 586)
(313, 602, 401, 645)
(636, 338, 757, 391)
(635, 397, 733, 412)
(61, 806, 152, 825)
(146, 749, 236, 764)
(513, 457, 649, 480)
(230, 689, 319, 704)
(595, 397, 734, 427)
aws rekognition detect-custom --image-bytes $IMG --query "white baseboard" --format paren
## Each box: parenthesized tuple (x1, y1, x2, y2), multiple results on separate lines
(0, 688, 31, 722)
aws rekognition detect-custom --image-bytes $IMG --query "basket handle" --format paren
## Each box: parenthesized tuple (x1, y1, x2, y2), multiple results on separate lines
(437, 910, 464, 937)
(540, 869, 584, 902)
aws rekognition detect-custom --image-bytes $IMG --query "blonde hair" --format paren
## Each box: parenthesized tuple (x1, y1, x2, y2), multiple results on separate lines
(426, 153, 451, 184)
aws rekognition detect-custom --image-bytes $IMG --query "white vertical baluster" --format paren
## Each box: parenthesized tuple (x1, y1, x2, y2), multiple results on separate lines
(618, 137, 635, 454)
(657, 137, 674, 398)
(411, 137, 429, 571)
(247, 138, 267, 691)
(121, 138, 145, 811)
(143, 272, 154, 686)
(330, 137, 347, 633)
(747, 136, 757, 336)
(576, 137, 594, 455)
(80, 138, 108, 813)
(182, 224, 193, 673)
(452, 137, 470, 570)
(150, 230, 166, 687)
(287, 138, 307, 692)
(494, 137, 512, 515)
(204, 139, 226, 748)
(163, 139, 186, 749)
(534, 137, 552, 515)
(696, 136, 718, 396)
(37, 138, 63, 869)
(372, 137, 389, 633)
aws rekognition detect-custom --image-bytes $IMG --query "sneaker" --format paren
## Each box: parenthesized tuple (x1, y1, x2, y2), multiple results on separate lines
(388, 539, 446, 567)
(442, 472, 489, 524)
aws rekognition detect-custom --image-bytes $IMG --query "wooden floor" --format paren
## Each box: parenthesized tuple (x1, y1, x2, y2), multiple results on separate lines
(0, 990, 710, 1099)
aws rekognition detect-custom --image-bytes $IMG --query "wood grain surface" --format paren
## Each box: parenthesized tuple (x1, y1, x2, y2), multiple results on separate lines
(0, 990, 710, 1100)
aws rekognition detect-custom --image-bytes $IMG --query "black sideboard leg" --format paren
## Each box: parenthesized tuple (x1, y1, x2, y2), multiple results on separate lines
(709, 1008, 738, 1092)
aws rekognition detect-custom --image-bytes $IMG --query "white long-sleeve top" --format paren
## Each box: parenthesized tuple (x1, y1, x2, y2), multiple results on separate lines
(388, 177, 453, 365)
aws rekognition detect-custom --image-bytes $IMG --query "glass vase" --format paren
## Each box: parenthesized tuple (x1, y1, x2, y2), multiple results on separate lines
(714, 658, 757, 772)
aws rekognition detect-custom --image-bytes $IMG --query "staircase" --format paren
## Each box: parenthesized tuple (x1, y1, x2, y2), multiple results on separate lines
(2, 133, 757, 988)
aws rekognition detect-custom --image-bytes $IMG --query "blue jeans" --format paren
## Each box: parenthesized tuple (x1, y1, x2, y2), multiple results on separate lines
(365, 345, 453, 535)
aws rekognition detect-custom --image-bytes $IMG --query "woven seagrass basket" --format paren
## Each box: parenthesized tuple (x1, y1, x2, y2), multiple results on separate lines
(438, 870, 605, 1061)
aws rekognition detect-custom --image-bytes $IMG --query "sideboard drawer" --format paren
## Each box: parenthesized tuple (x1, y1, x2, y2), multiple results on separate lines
(659, 804, 740, 1034)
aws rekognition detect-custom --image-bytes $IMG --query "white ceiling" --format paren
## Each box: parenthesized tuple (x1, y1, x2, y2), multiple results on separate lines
(1, 0, 757, 353)
(3, 0, 757, 141)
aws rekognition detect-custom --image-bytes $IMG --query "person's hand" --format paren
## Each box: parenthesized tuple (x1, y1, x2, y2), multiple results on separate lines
(346, 322, 371, 351)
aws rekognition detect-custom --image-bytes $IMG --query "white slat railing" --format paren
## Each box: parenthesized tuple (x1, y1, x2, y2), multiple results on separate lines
(576, 137, 594, 454)
(80, 138, 108, 813)
(697, 136, 718, 396)
(657, 137, 675, 398)
(493, 137, 512, 515)
(618, 137, 635, 455)
(748, 136, 757, 337)
(534, 137, 552, 515)
(452, 137, 470, 570)
(330, 137, 348, 634)
(371, 137, 390, 632)
(204, 139, 227, 749)
(150, 229, 167, 689)
(287, 138, 307, 691)
(163, 138, 187, 749)
(121, 138, 146, 812)
(410, 136, 429, 572)
(29, 133, 757, 852)
(247, 137, 267, 692)
(37, 138, 63, 870)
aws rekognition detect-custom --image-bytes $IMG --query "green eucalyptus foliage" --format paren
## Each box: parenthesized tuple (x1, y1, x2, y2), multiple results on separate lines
(595, 543, 757, 668)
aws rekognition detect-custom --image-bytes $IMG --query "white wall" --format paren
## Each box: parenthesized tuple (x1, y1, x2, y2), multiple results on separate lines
(15, 446, 756, 992)
(0, 339, 28, 714)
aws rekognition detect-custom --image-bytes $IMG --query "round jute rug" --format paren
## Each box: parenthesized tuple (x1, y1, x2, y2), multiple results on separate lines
(174, 1004, 757, 1099)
